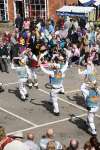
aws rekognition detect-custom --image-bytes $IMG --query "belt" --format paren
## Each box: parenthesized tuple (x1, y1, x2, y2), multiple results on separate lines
(52, 87, 61, 89)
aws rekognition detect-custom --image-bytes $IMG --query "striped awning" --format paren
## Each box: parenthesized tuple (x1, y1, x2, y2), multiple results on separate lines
(94, 0, 100, 6)
(79, 0, 95, 5)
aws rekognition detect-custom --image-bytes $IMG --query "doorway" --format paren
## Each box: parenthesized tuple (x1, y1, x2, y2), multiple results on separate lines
(15, 1, 24, 18)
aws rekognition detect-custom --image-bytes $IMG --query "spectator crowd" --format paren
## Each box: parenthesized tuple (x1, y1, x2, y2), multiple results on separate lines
(0, 126, 100, 150)
(0, 13, 100, 150)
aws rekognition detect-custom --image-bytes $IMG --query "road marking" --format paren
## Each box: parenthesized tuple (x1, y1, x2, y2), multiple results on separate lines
(3, 81, 80, 93)
(39, 89, 87, 112)
(1, 81, 100, 138)
(39, 88, 100, 120)
(64, 89, 80, 94)
(96, 114, 100, 118)
(7, 113, 87, 135)
(3, 82, 19, 86)
(0, 107, 37, 127)
(2, 82, 100, 118)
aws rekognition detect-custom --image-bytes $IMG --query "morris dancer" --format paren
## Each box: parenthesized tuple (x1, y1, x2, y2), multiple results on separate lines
(78, 60, 99, 135)
(78, 60, 96, 100)
(26, 50, 39, 89)
(83, 83, 100, 135)
(39, 53, 68, 116)
(11, 57, 31, 101)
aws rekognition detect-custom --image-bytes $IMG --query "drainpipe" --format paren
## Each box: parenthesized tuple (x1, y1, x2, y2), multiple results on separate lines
(47, 0, 49, 19)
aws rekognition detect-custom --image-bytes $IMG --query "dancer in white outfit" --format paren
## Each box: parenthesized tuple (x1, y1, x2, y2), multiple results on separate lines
(39, 53, 68, 116)
(11, 57, 31, 100)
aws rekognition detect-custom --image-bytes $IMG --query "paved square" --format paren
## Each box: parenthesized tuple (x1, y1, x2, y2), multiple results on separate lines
(0, 65, 100, 148)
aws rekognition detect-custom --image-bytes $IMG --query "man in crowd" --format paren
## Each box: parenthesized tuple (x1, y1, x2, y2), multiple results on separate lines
(39, 128, 62, 150)
(24, 132, 40, 150)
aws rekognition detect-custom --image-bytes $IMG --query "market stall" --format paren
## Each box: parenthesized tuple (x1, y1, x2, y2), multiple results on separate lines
(56, 6, 96, 21)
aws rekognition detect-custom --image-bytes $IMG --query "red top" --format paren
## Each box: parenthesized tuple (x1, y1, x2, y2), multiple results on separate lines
(0, 136, 13, 150)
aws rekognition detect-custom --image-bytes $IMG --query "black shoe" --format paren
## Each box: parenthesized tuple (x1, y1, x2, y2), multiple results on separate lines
(28, 85, 33, 89)
(48, 102, 53, 105)
(0, 88, 4, 92)
(35, 86, 39, 89)
(26, 94, 29, 98)
(58, 91, 64, 94)
(53, 112, 60, 116)
(6, 71, 9, 73)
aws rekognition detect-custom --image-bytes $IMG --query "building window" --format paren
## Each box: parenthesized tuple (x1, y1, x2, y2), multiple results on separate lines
(28, 0, 48, 20)
(0, 0, 8, 21)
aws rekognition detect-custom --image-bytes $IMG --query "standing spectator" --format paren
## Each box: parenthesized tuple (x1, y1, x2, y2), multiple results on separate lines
(0, 43, 9, 73)
(10, 31, 19, 61)
(15, 14, 23, 31)
(24, 132, 40, 150)
(88, 28, 96, 48)
(48, 19, 55, 34)
(71, 28, 79, 44)
(59, 25, 68, 40)
(23, 17, 30, 31)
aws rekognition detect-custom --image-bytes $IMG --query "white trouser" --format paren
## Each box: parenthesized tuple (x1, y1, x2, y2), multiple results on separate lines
(50, 88, 62, 113)
(29, 68, 38, 86)
(30, 68, 37, 80)
(60, 85, 64, 93)
(80, 83, 89, 100)
(87, 106, 99, 132)
(18, 78, 27, 99)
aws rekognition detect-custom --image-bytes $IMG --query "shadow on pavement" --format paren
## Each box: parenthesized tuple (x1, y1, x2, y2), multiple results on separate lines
(8, 88, 22, 101)
(31, 100, 54, 114)
(69, 114, 91, 135)
(66, 93, 86, 108)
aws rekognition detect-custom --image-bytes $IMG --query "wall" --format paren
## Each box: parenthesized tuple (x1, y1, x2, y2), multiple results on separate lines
(7, 0, 78, 22)
(8, 0, 14, 21)
(48, 0, 78, 20)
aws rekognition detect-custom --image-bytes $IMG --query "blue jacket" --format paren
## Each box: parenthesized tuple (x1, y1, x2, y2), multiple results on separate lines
(86, 88, 100, 108)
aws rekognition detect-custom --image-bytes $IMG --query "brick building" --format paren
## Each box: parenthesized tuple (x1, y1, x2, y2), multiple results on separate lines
(0, 0, 78, 22)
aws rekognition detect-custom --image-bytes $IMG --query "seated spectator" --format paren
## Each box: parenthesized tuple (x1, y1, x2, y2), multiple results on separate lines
(39, 128, 62, 150)
(67, 139, 79, 150)
(24, 132, 40, 150)
(0, 126, 13, 150)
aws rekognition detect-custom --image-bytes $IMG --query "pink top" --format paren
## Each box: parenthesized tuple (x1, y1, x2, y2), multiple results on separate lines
(23, 21, 30, 30)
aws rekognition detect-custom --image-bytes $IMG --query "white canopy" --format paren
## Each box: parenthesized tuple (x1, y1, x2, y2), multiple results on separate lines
(56, 6, 95, 16)
(79, 0, 93, 4)
(94, 0, 100, 6)
(78, 0, 100, 6)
